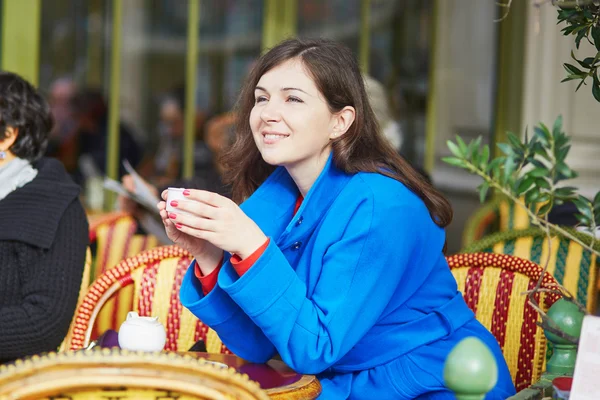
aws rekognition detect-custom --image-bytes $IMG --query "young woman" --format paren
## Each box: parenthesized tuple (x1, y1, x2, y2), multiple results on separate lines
(159, 38, 515, 399)
(0, 72, 88, 363)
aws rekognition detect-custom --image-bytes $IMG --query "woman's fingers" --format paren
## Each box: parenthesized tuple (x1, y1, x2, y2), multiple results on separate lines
(170, 200, 219, 220)
(169, 212, 217, 232)
(161, 189, 168, 201)
(174, 223, 216, 243)
(185, 189, 230, 208)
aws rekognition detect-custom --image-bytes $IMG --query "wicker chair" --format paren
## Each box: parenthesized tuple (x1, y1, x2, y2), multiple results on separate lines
(58, 247, 93, 351)
(66, 245, 230, 354)
(462, 197, 532, 248)
(88, 211, 160, 337)
(462, 227, 599, 312)
(0, 349, 268, 400)
(89, 211, 160, 278)
(446, 253, 561, 392)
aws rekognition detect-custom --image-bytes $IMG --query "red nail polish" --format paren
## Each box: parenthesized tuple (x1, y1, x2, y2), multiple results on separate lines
(183, 189, 190, 196)
(168, 213, 176, 219)
(170, 200, 178, 207)
(175, 223, 182, 229)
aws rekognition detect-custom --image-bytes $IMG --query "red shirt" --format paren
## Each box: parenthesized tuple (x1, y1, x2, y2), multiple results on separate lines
(195, 194, 304, 295)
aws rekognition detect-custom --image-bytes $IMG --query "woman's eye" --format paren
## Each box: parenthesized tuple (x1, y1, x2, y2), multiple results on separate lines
(255, 96, 267, 103)
(287, 96, 303, 103)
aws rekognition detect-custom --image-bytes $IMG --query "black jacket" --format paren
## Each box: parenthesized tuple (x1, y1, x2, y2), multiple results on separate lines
(0, 158, 88, 363)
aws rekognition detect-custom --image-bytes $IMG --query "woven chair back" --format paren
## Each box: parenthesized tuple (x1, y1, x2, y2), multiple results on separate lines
(447, 252, 561, 392)
(66, 245, 229, 354)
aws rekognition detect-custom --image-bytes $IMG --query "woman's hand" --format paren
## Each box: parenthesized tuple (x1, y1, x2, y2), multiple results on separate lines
(158, 191, 223, 274)
(166, 189, 268, 260)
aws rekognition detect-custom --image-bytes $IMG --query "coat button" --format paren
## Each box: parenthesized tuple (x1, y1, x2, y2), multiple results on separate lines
(295, 216, 303, 226)
(291, 241, 302, 250)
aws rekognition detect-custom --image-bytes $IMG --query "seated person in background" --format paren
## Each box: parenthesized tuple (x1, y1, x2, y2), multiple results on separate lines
(136, 87, 210, 187)
(118, 111, 234, 217)
(0, 72, 88, 363)
(45, 77, 79, 172)
(70, 89, 142, 184)
(159, 38, 516, 399)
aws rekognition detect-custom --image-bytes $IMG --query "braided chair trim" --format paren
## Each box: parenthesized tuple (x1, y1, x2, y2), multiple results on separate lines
(447, 252, 561, 305)
(68, 245, 191, 350)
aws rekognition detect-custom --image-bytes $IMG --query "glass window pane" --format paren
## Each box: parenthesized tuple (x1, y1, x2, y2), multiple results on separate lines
(369, 0, 434, 168)
(297, 0, 360, 54)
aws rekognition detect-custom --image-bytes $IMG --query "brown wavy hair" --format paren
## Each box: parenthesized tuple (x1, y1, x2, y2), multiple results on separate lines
(221, 38, 452, 229)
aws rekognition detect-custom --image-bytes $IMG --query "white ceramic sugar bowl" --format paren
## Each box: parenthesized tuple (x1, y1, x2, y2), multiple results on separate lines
(118, 312, 167, 352)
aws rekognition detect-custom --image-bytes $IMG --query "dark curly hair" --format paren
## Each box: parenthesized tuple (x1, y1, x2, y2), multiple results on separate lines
(0, 71, 54, 161)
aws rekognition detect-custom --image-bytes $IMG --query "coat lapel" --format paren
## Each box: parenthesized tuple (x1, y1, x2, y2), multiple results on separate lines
(240, 154, 353, 248)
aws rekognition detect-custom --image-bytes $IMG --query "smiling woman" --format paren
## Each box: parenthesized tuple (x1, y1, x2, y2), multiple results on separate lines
(249, 59, 355, 195)
(157, 38, 516, 400)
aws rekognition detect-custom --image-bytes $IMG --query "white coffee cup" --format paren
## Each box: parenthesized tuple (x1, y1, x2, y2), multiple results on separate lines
(166, 187, 191, 216)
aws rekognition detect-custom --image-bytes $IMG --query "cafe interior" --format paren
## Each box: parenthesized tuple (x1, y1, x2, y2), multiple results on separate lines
(0, 0, 598, 399)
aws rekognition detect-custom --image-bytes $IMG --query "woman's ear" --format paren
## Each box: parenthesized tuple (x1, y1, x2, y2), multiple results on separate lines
(0, 126, 19, 151)
(329, 106, 356, 140)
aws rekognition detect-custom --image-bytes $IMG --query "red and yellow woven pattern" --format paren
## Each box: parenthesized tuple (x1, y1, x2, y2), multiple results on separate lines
(88, 211, 160, 338)
(447, 253, 561, 392)
(66, 245, 230, 354)
(463, 227, 598, 312)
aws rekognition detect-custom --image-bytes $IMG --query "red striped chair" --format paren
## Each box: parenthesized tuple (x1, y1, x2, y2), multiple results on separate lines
(446, 253, 561, 392)
(88, 211, 160, 338)
(66, 246, 230, 354)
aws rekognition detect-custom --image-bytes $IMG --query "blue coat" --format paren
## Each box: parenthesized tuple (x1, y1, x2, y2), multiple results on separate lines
(180, 155, 516, 399)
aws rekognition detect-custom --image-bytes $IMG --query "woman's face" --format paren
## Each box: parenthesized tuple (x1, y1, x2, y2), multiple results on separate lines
(250, 59, 337, 177)
(160, 100, 184, 138)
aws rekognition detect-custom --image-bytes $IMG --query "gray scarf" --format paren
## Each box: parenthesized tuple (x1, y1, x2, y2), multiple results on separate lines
(0, 157, 38, 201)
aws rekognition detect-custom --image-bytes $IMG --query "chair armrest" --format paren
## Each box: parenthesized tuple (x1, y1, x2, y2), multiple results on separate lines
(506, 376, 553, 400)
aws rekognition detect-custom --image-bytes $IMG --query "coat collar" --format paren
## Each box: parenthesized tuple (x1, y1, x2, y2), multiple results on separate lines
(0, 158, 80, 249)
(241, 154, 353, 246)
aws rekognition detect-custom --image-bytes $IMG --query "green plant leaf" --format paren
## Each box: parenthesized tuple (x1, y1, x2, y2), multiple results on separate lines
(488, 158, 504, 179)
(575, 28, 588, 48)
(593, 192, 600, 221)
(525, 189, 541, 205)
(552, 115, 563, 137)
(441, 157, 467, 169)
(538, 202, 554, 217)
(480, 144, 490, 170)
(592, 25, 600, 52)
(556, 162, 575, 179)
(516, 176, 535, 195)
(477, 182, 490, 204)
(535, 177, 551, 190)
(576, 213, 591, 226)
(555, 186, 577, 199)
(592, 70, 600, 102)
(529, 168, 549, 178)
(556, 145, 571, 163)
(564, 63, 585, 75)
(503, 157, 516, 185)
(507, 132, 523, 150)
(530, 159, 547, 169)
(447, 140, 463, 158)
(576, 77, 588, 91)
(456, 136, 468, 155)
(497, 143, 513, 156)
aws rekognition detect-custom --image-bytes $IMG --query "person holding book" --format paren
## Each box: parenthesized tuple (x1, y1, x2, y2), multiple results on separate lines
(158, 38, 515, 398)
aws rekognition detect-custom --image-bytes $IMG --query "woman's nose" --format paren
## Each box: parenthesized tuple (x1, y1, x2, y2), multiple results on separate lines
(260, 102, 281, 123)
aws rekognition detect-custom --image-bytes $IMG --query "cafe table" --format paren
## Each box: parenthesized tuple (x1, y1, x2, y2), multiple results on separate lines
(180, 352, 321, 399)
